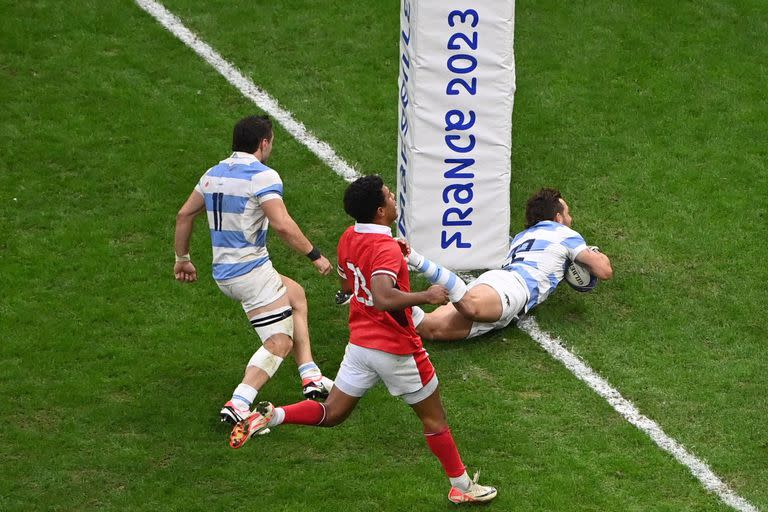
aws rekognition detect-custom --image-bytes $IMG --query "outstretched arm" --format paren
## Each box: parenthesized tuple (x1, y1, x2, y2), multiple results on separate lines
(261, 198, 332, 275)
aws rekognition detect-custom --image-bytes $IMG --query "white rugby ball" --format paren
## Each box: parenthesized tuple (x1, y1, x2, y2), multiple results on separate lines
(565, 260, 598, 292)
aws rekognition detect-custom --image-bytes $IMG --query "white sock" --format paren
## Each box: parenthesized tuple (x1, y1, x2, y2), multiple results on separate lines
(268, 407, 286, 427)
(232, 383, 257, 410)
(408, 249, 468, 302)
(298, 361, 322, 382)
(449, 471, 472, 491)
(411, 305, 425, 327)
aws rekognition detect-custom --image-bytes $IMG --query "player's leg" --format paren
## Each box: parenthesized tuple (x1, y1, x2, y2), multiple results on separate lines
(281, 275, 334, 400)
(229, 386, 363, 448)
(452, 283, 504, 323)
(406, 249, 506, 323)
(412, 283, 502, 340)
(216, 265, 294, 424)
(406, 248, 468, 302)
(383, 350, 495, 504)
(417, 270, 526, 340)
(229, 343, 375, 448)
(243, 293, 294, 388)
(412, 303, 474, 340)
(269, 386, 361, 429)
(268, 343, 373, 427)
(409, 389, 497, 503)
(221, 293, 293, 422)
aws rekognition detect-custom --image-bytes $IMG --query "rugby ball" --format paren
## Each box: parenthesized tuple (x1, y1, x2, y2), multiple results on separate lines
(564, 260, 598, 292)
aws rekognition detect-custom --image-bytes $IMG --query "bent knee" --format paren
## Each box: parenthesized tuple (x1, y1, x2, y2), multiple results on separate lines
(416, 322, 436, 340)
(417, 320, 452, 341)
(263, 333, 293, 356)
(455, 289, 503, 323)
(455, 300, 482, 321)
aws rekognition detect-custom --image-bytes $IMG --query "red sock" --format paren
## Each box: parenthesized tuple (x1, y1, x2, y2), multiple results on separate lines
(282, 400, 326, 425)
(424, 427, 466, 478)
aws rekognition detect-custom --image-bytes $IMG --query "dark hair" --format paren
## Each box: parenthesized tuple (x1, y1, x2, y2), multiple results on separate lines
(343, 175, 386, 223)
(525, 188, 564, 228)
(232, 115, 273, 153)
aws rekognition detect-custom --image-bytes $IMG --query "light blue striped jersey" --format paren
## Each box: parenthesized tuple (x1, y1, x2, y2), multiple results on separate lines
(501, 221, 588, 312)
(193, 152, 283, 281)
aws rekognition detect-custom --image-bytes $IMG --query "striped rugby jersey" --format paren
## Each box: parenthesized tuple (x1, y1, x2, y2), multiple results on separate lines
(193, 152, 283, 281)
(501, 220, 588, 312)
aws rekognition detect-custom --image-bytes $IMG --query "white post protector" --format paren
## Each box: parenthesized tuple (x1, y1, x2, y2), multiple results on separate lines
(397, 0, 515, 270)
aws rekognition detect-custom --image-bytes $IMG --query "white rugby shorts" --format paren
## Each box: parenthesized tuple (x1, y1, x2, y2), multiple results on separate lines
(466, 269, 528, 338)
(334, 344, 439, 405)
(215, 261, 287, 313)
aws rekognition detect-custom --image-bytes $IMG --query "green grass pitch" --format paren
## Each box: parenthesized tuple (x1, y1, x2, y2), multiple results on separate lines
(1, 1, 766, 510)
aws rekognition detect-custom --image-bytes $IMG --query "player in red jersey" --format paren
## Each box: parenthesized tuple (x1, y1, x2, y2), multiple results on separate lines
(229, 175, 497, 504)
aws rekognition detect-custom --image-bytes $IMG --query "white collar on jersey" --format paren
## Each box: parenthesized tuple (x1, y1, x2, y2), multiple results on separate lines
(229, 151, 260, 162)
(354, 223, 393, 236)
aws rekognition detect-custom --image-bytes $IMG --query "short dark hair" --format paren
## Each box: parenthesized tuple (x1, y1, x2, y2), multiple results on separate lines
(525, 188, 564, 228)
(232, 115, 273, 153)
(343, 175, 386, 223)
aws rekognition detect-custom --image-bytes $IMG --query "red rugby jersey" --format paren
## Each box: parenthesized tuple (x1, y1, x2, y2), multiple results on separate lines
(336, 223, 422, 355)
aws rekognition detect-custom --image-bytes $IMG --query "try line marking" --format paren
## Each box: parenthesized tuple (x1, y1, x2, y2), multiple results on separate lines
(134, 2, 758, 511)
(517, 317, 757, 512)
(133, 0, 358, 183)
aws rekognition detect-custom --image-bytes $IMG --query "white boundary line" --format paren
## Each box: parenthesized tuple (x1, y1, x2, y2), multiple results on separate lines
(134, 0, 359, 183)
(134, 2, 759, 511)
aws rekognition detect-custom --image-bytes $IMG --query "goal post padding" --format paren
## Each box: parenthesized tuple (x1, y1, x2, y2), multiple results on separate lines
(397, 0, 515, 271)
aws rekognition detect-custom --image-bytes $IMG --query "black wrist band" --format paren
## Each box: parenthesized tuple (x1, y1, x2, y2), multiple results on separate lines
(306, 246, 322, 261)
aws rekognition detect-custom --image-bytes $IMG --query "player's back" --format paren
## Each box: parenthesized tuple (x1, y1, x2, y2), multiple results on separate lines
(337, 224, 422, 355)
(502, 220, 588, 309)
(195, 152, 283, 281)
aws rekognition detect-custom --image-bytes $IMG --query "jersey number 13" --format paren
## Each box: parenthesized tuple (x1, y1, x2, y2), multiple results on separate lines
(346, 262, 374, 306)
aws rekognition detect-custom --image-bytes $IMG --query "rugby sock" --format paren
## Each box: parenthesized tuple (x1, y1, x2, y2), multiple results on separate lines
(424, 427, 466, 479)
(408, 250, 468, 302)
(231, 383, 257, 411)
(267, 407, 286, 427)
(449, 472, 473, 492)
(279, 400, 326, 426)
(298, 361, 322, 384)
(411, 306, 425, 327)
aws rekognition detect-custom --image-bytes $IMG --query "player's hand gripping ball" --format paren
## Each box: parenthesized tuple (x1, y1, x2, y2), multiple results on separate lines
(564, 247, 600, 292)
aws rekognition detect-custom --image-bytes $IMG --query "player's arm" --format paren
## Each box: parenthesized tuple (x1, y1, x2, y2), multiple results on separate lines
(175, 190, 205, 256)
(174, 190, 206, 282)
(574, 247, 613, 280)
(261, 198, 332, 275)
(370, 275, 448, 311)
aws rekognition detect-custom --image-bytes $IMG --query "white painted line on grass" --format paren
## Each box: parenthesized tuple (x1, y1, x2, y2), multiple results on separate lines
(134, 3, 758, 511)
(517, 316, 758, 512)
(134, 0, 360, 183)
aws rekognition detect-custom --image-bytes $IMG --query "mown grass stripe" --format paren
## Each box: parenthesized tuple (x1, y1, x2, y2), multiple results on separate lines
(134, 0, 360, 183)
(518, 316, 758, 512)
(133, 3, 758, 510)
